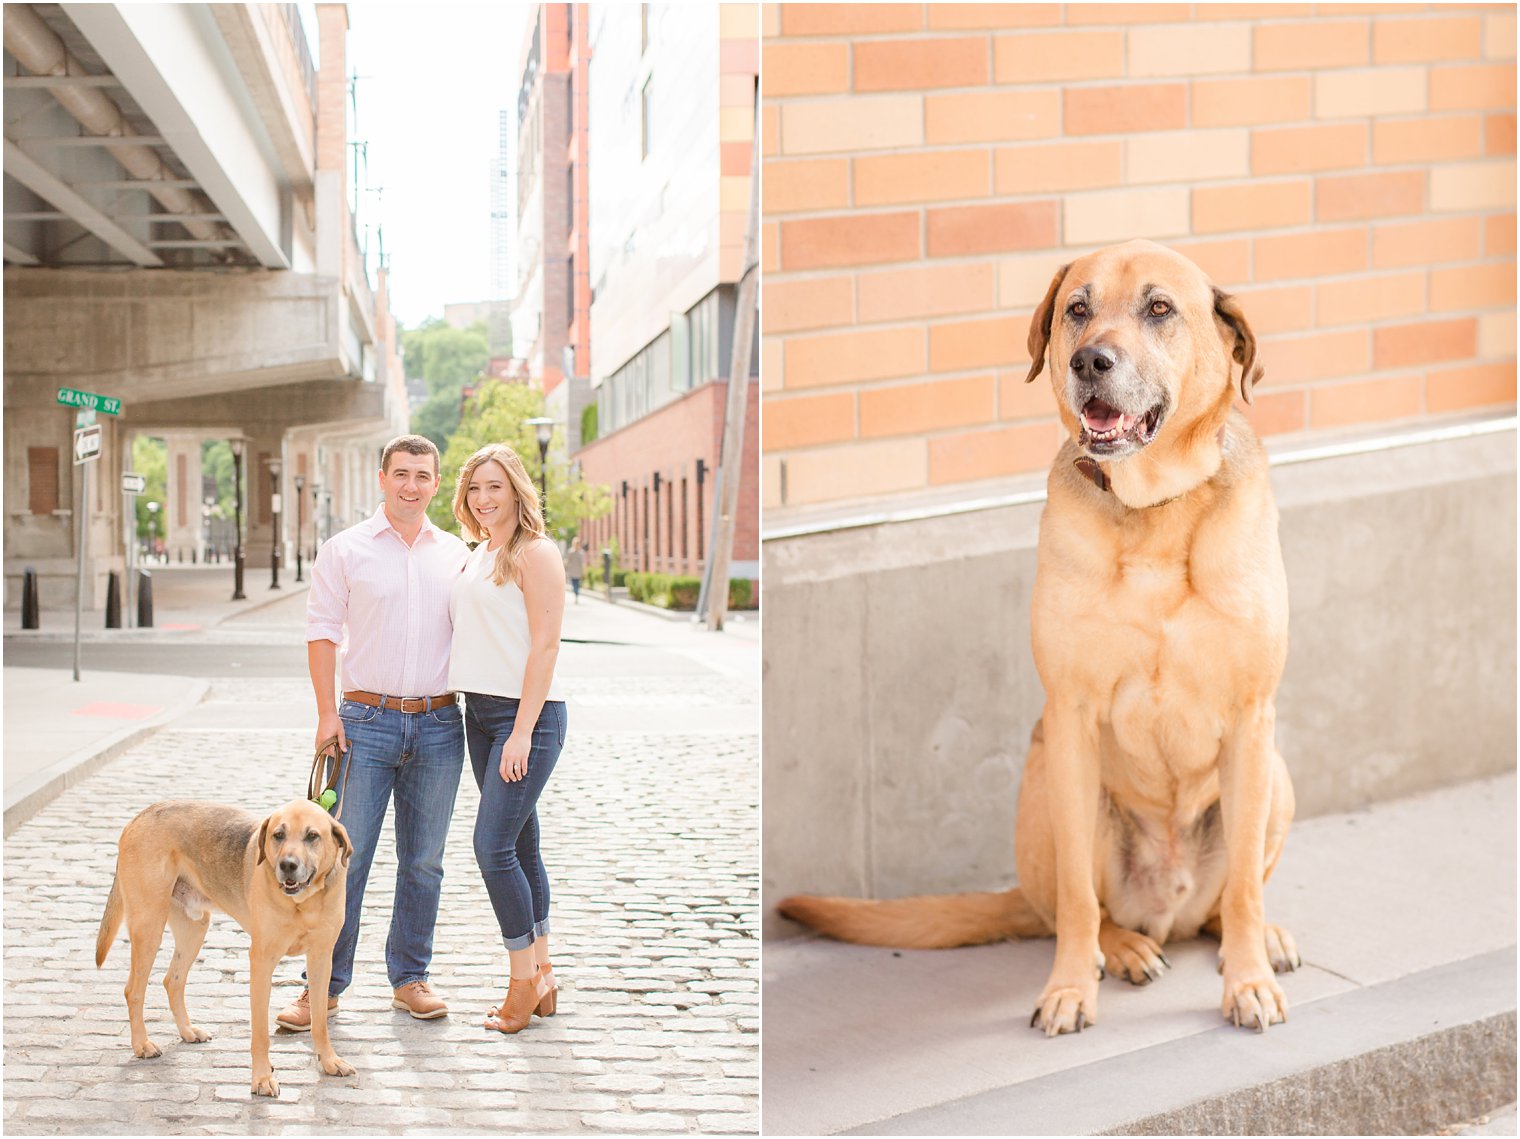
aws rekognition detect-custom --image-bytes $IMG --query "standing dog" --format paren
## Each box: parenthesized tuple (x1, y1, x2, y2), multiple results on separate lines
(96, 798, 355, 1095)
(780, 240, 1300, 1035)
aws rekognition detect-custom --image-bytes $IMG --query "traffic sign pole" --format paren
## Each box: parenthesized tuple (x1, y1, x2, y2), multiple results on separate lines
(74, 457, 88, 681)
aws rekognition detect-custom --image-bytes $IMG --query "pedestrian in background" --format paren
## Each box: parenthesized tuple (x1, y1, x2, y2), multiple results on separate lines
(564, 541, 586, 605)
(284, 434, 469, 1031)
(448, 443, 568, 1035)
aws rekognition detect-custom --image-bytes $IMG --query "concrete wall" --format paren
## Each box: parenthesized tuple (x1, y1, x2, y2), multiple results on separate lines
(761, 423, 1517, 940)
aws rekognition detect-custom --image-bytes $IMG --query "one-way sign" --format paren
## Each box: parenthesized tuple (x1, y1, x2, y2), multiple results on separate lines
(73, 424, 102, 464)
(121, 471, 146, 494)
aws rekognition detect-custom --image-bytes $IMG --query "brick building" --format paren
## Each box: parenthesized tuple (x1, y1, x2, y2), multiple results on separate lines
(574, 3, 760, 582)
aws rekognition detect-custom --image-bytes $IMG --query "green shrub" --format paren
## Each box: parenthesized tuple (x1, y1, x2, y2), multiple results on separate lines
(729, 578, 756, 609)
(580, 402, 598, 446)
(669, 576, 701, 610)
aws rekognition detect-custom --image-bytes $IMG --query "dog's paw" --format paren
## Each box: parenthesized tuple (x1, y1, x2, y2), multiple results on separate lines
(179, 1025, 212, 1044)
(320, 1053, 355, 1078)
(251, 1072, 280, 1098)
(1029, 982, 1099, 1037)
(1101, 926, 1170, 986)
(132, 1039, 162, 1060)
(1264, 924, 1301, 974)
(1220, 973, 1287, 1032)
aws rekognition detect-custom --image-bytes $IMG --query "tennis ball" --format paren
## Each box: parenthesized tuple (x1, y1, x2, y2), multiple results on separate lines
(317, 789, 338, 812)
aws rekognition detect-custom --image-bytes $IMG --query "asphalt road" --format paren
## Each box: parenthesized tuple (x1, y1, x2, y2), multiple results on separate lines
(3, 639, 307, 676)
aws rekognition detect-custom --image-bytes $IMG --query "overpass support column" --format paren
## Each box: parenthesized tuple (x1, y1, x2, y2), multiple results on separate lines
(163, 435, 203, 562)
(243, 434, 286, 570)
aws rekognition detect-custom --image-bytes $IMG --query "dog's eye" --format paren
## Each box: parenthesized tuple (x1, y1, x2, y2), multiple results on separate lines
(1149, 300, 1171, 317)
(304, 830, 320, 843)
(1068, 300, 1087, 318)
(271, 829, 285, 842)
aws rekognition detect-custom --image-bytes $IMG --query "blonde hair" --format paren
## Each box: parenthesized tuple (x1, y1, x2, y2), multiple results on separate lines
(451, 443, 546, 587)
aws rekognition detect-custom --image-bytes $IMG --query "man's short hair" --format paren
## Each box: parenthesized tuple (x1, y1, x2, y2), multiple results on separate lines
(381, 434, 440, 477)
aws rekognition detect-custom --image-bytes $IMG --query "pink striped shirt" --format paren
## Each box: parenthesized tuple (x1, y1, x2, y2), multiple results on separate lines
(306, 507, 469, 698)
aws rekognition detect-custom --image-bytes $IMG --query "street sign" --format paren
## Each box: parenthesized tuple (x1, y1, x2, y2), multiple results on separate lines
(121, 471, 146, 494)
(57, 387, 122, 416)
(75, 407, 97, 429)
(73, 424, 102, 464)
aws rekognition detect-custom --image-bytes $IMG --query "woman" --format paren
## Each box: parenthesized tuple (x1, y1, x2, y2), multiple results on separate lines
(448, 443, 567, 1034)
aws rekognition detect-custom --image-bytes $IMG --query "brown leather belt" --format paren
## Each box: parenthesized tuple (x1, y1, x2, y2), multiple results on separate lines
(343, 690, 456, 713)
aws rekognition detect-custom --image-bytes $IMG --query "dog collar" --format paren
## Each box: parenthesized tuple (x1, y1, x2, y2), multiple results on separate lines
(1074, 426, 1227, 507)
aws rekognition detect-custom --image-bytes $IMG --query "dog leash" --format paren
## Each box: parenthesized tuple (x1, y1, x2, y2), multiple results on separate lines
(307, 737, 351, 821)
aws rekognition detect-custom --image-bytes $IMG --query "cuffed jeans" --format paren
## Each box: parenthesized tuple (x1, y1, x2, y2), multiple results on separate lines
(464, 694, 567, 951)
(325, 697, 464, 995)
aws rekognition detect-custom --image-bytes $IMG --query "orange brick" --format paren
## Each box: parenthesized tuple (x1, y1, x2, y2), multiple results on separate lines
(1195, 3, 1313, 16)
(1127, 129, 1250, 185)
(1486, 212, 1516, 255)
(1430, 160, 1517, 211)
(1066, 187, 1190, 245)
(929, 315, 1025, 372)
(1310, 375, 1423, 430)
(1429, 262, 1517, 311)
(1373, 216, 1483, 268)
(1317, 170, 1425, 222)
(1486, 112, 1517, 155)
(925, 89, 1060, 145)
(1231, 284, 1314, 336)
(781, 439, 929, 506)
(780, 95, 924, 156)
(998, 250, 1080, 310)
(763, 158, 849, 215)
(763, 102, 779, 157)
(779, 4, 922, 36)
(1193, 76, 1313, 128)
(1065, 84, 1186, 136)
(779, 212, 920, 271)
(1256, 227, 1368, 281)
(761, 454, 782, 510)
(926, 200, 1060, 258)
(1373, 318, 1479, 369)
(762, 220, 778, 274)
(1252, 123, 1367, 176)
(763, 42, 850, 98)
(928, 4, 1062, 29)
(764, 391, 857, 450)
(762, 2, 779, 38)
(998, 371, 1058, 420)
(1486, 10, 1517, 59)
(1194, 181, 1312, 235)
(1314, 67, 1428, 119)
(1260, 329, 1371, 384)
(994, 140, 1123, 195)
(855, 37, 990, 93)
(859, 375, 997, 438)
(1374, 15, 1484, 63)
(994, 30, 1124, 83)
(783, 325, 927, 390)
(856, 261, 999, 324)
(1066, 4, 1190, 24)
(1254, 20, 1369, 71)
(761, 333, 783, 393)
(853, 150, 990, 208)
(1430, 62, 1518, 111)
(1170, 238, 1252, 287)
(1240, 387, 1308, 437)
(1426, 360, 1517, 413)
(1373, 115, 1485, 164)
(763, 276, 854, 336)
(1127, 24, 1251, 77)
(1479, 310, 1516, 359)
(1316, 272, 1427, 327)
(928, 421, 1062, 485)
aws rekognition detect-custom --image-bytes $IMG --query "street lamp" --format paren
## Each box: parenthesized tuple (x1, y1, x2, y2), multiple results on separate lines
(311, 482, 323, 553)
(268, 457, 282, 590)
(146, 500, 160, 563)
(294, 473, 306, 582)
(231, 439, 246, 600)
(203, 495, 214, 562)
(525, 416, 554, 518)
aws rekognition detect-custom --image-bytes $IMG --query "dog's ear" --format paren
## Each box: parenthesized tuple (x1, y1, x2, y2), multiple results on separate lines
(1213, 287, 1264, 404)
(331, 821, 352, 868)
(256, 815, 272, 865)
(1025, 263, 1070, 385)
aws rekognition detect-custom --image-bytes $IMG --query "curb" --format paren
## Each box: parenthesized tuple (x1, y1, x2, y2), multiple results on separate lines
(2, 677, 211, 837)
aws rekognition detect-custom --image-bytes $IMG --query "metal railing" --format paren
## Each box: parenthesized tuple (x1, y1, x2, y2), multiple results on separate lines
(277, 4, 317, 112)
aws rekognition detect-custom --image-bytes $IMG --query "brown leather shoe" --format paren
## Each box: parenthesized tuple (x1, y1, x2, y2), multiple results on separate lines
(484, 971, 545, 1034)
(275, 988, 338, 1032)
(536, 963, 558, 1017)
(391, 980, 448, 1019)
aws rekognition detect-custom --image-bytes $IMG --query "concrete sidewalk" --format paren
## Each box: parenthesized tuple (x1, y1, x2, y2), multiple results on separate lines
(762, 772, 1517, 1135)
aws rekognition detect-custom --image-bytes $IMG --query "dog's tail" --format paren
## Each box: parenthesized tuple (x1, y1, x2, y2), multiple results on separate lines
(777, 887, 1049, 949)
(96, 875, 122, 967)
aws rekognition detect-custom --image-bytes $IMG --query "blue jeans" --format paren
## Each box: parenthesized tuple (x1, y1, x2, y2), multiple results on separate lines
(464, 694, 567, 951)
(326, 698, 464, 995)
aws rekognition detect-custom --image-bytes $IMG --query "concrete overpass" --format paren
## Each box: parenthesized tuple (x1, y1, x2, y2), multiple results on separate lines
(3, 3, 408, 608)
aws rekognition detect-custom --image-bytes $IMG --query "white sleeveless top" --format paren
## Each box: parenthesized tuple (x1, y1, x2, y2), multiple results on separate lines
(447, 539, 565, 701)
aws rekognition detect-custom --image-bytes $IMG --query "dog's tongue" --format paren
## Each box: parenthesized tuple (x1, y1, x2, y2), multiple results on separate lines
(1083, 399, 1134, 434)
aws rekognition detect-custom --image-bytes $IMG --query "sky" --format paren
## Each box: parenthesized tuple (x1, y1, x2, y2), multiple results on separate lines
(309, 4, 526, 329)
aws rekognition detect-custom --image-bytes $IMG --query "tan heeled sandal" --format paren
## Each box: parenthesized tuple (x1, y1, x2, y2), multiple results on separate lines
(536, 963, 558, 1017)
(484, 970, 546, 1034)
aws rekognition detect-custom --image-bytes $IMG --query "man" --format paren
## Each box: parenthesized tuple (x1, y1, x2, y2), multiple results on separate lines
(278, 435, 469, 1030)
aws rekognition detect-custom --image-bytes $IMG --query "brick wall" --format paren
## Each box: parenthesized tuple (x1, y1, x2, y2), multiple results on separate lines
(761, 3, 1517, 514)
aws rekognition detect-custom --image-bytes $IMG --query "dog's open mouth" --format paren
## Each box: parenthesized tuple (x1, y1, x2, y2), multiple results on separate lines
(1081, 398, 1164, 454)
(280, 875, 311, 896)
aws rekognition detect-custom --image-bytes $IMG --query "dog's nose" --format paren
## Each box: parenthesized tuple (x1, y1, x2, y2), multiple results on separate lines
(1071, 344, 1117, 376)
(278, 857, 299, 877)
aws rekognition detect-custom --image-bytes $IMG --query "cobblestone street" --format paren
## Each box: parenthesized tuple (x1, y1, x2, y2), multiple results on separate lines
(4, 594, 759, 1135)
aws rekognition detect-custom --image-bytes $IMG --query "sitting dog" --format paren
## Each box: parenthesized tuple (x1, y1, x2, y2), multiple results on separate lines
(780, 240, 1300, 1036)
(96, 798, 354, 1095)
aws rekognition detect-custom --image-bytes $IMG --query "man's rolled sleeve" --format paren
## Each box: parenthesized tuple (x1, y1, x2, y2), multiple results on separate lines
(306, 541, 348, 645)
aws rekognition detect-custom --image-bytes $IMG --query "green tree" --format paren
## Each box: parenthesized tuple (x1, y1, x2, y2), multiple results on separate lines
(402, 318, 491, 448)
(131, 435, 167, 544)
(428, 379, 612, 545)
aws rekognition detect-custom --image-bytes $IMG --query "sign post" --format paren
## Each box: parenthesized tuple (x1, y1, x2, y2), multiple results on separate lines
(122, 471, 144, 626)
(60, 389, 121, 678)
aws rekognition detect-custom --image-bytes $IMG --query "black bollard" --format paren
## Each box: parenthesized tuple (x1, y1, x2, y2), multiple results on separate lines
(105, 571, 122, 628)
(21, 566, 39, 630)
(136, 570, 154, 628)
